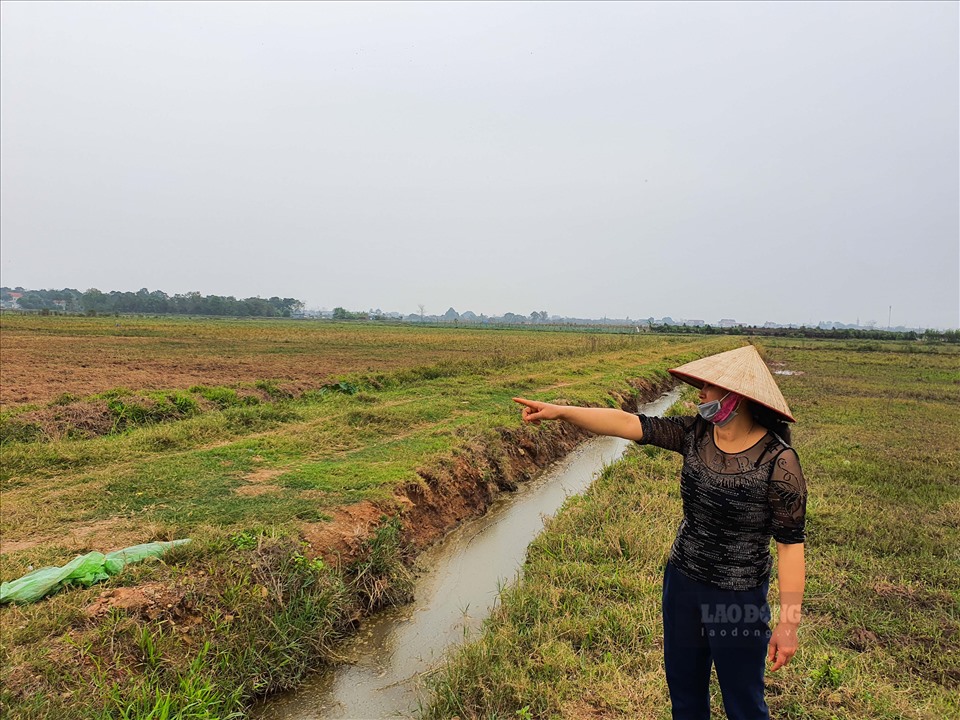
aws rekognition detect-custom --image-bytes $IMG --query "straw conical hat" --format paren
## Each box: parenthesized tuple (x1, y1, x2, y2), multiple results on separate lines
(668, 345, 795, 422)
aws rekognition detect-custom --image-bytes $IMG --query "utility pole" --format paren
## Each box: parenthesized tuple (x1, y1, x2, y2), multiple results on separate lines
(888, 305, 892, 330)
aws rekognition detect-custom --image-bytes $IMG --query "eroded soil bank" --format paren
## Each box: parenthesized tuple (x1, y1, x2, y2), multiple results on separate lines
(298, 376, 673, 566)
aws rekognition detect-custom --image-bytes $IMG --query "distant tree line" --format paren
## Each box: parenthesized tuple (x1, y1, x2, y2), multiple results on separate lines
(648, 323, 960, 343)
(332, 306, 368, 320)
(1, 287, 304, 318)
(319, 308, 959, 342)
(4, 288, 955, 341)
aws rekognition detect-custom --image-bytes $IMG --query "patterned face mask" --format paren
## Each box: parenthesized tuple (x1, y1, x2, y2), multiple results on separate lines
(697, 391, 741, 427)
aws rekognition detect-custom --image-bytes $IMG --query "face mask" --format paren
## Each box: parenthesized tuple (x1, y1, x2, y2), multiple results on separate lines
(697, 391, 741, 427)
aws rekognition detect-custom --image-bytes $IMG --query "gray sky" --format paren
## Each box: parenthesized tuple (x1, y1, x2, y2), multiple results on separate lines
(2, 1, 957, 328)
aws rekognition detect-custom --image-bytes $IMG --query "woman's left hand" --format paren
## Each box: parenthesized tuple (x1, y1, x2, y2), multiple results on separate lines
(767, 622, 799, 671)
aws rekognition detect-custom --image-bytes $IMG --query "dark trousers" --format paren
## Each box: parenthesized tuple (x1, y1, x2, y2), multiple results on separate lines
(662, 561, 771, 720)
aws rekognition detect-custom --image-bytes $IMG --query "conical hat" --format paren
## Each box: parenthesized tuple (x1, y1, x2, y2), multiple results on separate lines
(668, 345, 795, 423)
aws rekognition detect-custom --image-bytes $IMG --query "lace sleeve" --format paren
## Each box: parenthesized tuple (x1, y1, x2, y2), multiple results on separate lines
(769, 448, 807, 544)
(635, 415, 694, 454)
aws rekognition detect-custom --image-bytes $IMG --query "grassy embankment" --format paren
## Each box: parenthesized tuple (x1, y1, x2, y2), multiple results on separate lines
(425, 339, 960, 720)
(0, 316, 738, 719)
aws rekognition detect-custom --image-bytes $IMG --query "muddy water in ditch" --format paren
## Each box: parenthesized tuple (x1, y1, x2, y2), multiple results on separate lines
(255, 389, 681, 720)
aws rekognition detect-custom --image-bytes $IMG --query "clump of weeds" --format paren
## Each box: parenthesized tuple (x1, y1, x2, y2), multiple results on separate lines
(189, 385, 259, 410)
(106, 391, 200, 432)
(254, 380, 293, 401)
(0, 416, 44, 445)
(351, 516, 415, 611)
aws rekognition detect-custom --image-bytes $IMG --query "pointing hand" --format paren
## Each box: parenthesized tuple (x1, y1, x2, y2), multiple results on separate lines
(512, 397, 562, 425)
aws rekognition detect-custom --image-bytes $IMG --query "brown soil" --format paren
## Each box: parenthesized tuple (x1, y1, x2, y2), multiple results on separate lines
(232, 467, 287, 497)
(559, 698, 610, 719)
(394, 419, 594, 554)
(234, 485, 282, 497)
(243, 467, 284, 484)
(0, 518, 164, 557)
(0, 330, 476, 408)
(872, 580, 954, 610)
(0, 334, 327, 407)
(846, 627, 879, 652)
(83, 581, 192, 621)
(301, 501, 389, 565)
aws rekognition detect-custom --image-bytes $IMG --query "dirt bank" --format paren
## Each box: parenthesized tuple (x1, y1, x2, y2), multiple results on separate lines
(55, 375, 674, 621)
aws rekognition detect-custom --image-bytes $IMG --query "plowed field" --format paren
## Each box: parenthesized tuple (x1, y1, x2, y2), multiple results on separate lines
(0, 315, 636, 407)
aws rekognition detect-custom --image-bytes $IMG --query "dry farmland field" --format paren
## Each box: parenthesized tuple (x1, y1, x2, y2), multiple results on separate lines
(1, 315, 958, 720)
(0, 314, 651, 407)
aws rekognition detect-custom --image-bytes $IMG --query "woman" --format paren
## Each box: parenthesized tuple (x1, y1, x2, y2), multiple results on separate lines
(513, 345, 806, 720)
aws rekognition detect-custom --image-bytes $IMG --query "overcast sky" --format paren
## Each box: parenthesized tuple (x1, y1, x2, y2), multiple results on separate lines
(1, 1, 957, 328)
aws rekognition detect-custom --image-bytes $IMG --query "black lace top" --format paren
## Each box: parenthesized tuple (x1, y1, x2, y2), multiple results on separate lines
(636, 414, 807, 590)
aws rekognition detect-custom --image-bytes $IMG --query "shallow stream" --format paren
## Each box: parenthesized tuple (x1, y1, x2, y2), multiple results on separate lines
(254, 388, 681, 720)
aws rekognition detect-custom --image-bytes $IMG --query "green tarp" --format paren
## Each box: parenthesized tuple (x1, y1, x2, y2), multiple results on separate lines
(0, 539, 191, 604)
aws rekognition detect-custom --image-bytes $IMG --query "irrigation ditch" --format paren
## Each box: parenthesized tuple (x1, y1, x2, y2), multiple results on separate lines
(254, 387, 682, 719)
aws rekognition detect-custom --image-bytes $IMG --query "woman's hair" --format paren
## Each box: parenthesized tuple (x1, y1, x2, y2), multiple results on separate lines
(749, 401, 792, 445)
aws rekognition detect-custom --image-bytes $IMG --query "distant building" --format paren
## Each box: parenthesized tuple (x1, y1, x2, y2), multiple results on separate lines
(1, 292, 22, 310)
(718, 319, 739, 328)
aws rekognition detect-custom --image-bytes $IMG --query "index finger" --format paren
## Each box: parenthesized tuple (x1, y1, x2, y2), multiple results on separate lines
(512, 397, 540, 408)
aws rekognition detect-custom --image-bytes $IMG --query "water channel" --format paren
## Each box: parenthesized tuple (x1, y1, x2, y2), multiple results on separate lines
(255, 388, 681, 720)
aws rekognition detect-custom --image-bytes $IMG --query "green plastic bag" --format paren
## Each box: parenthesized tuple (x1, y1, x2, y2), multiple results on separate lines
(0, 539, 190, 604)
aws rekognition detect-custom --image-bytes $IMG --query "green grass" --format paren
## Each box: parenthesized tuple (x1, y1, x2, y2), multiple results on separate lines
(423, 340, 960, 720)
